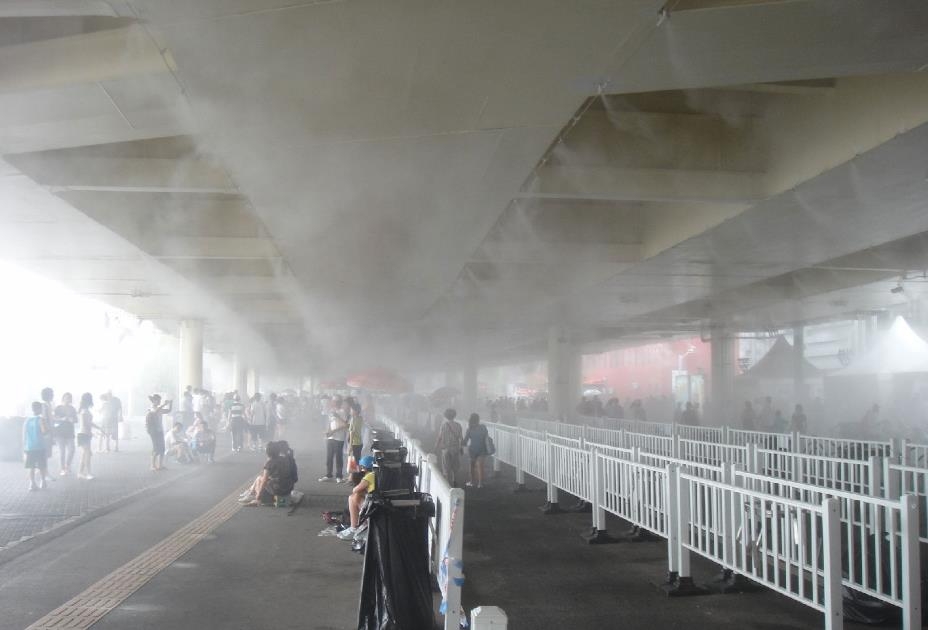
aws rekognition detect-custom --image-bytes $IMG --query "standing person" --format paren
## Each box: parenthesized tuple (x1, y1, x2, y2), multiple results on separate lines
(109, 391, 124, 444)
(227, 393, 247, 452)
(98, 392, 120, 453)
(40, 387, 56, 483)
(53, 392, 77, 476)
(274, 395, 289, 440)
(181, 387, 194, 426)
(145, 394, 172, 471)
(23, 401, 48, 491)
(434, 408, 463, 488)
(790, 404, 808, 433)
(463, 413, 489, 488)
(319, 401, 348, 483)
(347, 401, 364, 472)
(248, 393, 268, 451)
(741, 401, 757, 430)
(77, 393, 101, 480)
(681, 402, 699, 426)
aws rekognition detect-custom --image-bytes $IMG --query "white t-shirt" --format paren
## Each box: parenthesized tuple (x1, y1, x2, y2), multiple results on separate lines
(328, 412, 347, 441)
(251, 401, 268, 427)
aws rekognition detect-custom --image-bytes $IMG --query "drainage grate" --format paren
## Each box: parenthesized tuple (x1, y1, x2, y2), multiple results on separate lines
(25, 482, 250, 630)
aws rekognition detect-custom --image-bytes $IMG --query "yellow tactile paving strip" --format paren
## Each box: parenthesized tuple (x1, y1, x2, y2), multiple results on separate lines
(25, 482, 250, 630)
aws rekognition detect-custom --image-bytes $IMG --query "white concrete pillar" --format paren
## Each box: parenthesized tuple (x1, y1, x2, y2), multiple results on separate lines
(548, 326, 581, 422)
(793, 325, 806, 404)
(463, 361, 478, 416)
(178, 320, 203, 400)
(710, 329, 736, 425)
(231, 354, 247, 397)
(246, 367, 260, 398)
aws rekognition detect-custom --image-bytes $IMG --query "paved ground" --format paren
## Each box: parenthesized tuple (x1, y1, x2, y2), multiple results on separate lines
(0, 417, 860, 630)
(0, 425, 442, 630)
(0, 433, 223, 553)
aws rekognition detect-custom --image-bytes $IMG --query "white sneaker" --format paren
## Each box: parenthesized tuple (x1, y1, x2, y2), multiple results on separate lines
(83, 474, 95, 481)
(335, 477, 344, 484)
(336, 527, 356, 540)
(318, 476, 334, 482)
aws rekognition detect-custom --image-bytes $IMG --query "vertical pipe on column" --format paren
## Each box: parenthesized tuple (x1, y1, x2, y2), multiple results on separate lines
(178, 319, 203, 402)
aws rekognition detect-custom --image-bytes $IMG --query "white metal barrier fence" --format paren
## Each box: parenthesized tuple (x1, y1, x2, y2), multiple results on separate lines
(381, 417, 466, 630)
(485, 422, 922, 629)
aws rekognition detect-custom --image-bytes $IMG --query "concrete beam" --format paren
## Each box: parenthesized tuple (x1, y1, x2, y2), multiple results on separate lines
(0, 1, 118, 17)
(13, 156, 234, 190)
(521, 166, 767, 204)
(476, 240, 641, 264)
(148, 237, 280, 260)
(0, 25, 170, 93)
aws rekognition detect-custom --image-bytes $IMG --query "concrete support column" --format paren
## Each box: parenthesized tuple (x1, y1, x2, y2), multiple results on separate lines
(462, 362, 478, 416)
(793, 325, 806, 405)
(548, 326, 581, 422)
(178, 320, 203, 401)
(710, 329, 736, 425)
(231, 354, 247, 397)
(246, 367, 260, 398)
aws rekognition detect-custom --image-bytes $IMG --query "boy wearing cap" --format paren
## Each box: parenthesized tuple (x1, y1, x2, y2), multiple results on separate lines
(337, 455, 376, 540)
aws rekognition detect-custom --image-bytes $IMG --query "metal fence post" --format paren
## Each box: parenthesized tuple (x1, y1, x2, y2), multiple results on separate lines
(514, 429, 525, 489)
(900, 494, 921, 630)
(791, 430, 801, 454)
(672, 433, 680, 459)
(541, 434, 561, 513)
(822, 497, 844, 630)
(666, 463, 680, 580)
(722, 425, 730, 446)
(748, 443, 759, 474)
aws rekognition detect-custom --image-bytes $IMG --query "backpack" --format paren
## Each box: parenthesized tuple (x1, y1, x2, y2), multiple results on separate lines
(485, 435, 496, 456)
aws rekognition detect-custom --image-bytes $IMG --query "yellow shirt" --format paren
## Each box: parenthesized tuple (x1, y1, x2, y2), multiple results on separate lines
(363, 471, 376, 492)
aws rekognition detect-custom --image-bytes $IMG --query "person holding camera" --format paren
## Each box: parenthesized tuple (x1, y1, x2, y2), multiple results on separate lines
(434, 408, 463, 487)
(145, 394, 172, 471)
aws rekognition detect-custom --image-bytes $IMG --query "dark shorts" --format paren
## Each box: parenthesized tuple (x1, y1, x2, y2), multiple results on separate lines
(24, 450, 47, 469)
(77, 433, 92, 448)
(250, 425, 267, 439)
(150, 432, 166, 456)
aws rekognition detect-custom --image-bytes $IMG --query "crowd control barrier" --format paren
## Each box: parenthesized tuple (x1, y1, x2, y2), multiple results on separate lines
(380, 416, 466, 630)
(484, 422, 922, 630)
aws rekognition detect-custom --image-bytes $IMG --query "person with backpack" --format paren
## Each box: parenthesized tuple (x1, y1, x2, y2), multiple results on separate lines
(463, 413, 490, 488)
(434, 408, 463, 487)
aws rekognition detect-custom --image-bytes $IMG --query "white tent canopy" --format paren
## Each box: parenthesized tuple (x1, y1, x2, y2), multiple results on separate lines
(835, 316, 928, 376)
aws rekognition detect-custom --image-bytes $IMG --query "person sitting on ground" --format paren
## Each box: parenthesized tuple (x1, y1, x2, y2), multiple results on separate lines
(337, 455, 376, 540)
(239, 441, 298, 506)
(188, 419, 217, 463)
(166, 422, 194, 464)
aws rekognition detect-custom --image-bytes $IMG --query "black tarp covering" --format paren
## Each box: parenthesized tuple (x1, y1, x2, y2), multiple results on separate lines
(358, 498, 434, 630)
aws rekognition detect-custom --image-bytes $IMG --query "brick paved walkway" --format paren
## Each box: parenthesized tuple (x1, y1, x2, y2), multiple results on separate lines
(0, 435, 232, 553)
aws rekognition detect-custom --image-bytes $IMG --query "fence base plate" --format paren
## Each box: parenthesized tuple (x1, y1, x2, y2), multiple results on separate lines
(582, 528, 620, 545)
(710, 569, 763, 594)
(625, 525, 661, 542)
(539, 501, 563, 514)
(660, 575, 709, 598)
(568, 499, 592, 513)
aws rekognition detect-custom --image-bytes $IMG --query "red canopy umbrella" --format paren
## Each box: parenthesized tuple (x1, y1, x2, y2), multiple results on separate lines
(318, 377, 347, 390)
(345, 368, 411, 393)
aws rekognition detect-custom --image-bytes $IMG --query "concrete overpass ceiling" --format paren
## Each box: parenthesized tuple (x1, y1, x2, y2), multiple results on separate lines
(2, 0, 928, 373)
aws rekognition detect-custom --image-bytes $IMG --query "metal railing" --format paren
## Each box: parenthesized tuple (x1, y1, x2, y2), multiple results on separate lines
(483, 421, 923, 629)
